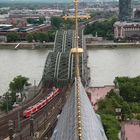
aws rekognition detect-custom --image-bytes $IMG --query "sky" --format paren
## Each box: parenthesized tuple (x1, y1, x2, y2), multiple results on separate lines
(0, 0, 118, 3)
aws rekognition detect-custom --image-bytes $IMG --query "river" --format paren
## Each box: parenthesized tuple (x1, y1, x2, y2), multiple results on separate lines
(0, 49, 50, 95)
(1, 48, 140, 95)
(88, 48, 140, 87)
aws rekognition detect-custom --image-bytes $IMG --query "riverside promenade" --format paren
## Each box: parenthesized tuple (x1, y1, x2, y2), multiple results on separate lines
(0, 42, 54, 49)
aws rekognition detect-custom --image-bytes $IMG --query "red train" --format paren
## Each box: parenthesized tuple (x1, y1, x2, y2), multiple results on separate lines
(23, 88, 61, 118)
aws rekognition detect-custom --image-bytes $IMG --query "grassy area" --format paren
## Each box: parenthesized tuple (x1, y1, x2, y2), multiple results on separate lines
(0, 44, 15, 49)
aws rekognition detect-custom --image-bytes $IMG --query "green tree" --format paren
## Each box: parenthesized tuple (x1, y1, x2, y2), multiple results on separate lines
(27, 17, 45, 25)
(101, 114, 120, 140)
(7, 32, 20, 42)
(26, 31, 55, 42)
(26, 33, 34, 42)
(47, 30, 56, 42)
(39, 17, 45, 24)
(115, 76, 140, 102)
(84, 17, 117, 40)
(51, 16, 74, 29)
(9, 75, 29, 103)
(0, 92, 12, 112)
(51, 16, 63, 29)
(0, 76, 29, 112)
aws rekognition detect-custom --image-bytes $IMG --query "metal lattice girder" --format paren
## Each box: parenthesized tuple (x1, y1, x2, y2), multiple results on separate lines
(56, 52, 72, 81)
(53, 30, 66, 52)
(42, 29, 87, 86)
(64, 30, 75, 51)
(53, 29, 83, 52)
(43, 52, 60, 82)
(71, 53, 83, 80)
(78, 30, 83, 48)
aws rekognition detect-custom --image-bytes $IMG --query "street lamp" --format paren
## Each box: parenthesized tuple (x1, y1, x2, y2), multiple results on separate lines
(114, 88, 120, 96)
(115, 107, 122, 121)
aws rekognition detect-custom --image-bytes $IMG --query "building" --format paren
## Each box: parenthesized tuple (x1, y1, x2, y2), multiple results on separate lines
(0, 35, 7, 42)
(8, 18, 27, 27)
(134, 9, 140, 20)
(0, 14, 9, 24)
(114, 21, 140, 41)
(9, 9, 63, 19)
(0, 23, 51, 41)
(119, 0, 132, 21)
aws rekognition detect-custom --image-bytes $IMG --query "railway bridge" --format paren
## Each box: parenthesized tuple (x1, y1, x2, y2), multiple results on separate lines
(0, 27, 107, 140)
(42, 29, 90, 87)
(1, 0, 108, 139)
(0, 29, 90, 140)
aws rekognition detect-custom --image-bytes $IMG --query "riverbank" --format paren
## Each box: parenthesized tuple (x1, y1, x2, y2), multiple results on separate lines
(0, 42, 54, 49)
(1, 42, 140, 49)
(86, 42, 140, 48)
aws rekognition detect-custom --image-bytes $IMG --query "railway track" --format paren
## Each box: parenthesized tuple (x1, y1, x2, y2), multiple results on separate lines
(0, 86, 52, 139)
(13, 86, 68, 140)
(0, 86, 69, 140)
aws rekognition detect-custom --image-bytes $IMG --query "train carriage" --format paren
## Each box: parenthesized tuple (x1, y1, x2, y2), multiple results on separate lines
(23, 88, 61, 118)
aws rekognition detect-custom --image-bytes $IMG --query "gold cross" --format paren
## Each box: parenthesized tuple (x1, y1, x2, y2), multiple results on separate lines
(63, 1, 90, 140)
(63, 0, 90, 54)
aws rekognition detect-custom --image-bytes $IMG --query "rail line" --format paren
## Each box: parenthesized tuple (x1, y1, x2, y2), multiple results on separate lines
(0, 86, 54, 139)
(2, 86, 69, 140)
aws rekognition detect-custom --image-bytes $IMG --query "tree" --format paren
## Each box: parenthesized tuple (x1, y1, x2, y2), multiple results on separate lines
(115, 76, 140, 102)
(51, 16, 63, 29)
(27, 17, 45, 25)
(9, 75, 29, 103)
(26, 33, 34, 42)
(0, 92, 12, 112)
(51, 16, 74, 29)
(47, 30, 56, 42)
(101, 114, 120, 140)
(26, 31, 55, 42)
(0, 75, 29, 112)
(84, 17, 117, 40)
(7, 32, 20, 42)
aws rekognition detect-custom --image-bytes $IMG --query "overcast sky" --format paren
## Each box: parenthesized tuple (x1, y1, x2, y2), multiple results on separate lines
(1, 0, 118, 2)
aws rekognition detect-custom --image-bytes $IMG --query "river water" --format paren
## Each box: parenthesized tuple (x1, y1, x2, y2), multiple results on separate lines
(0, 49, 50, 95)
(88, 48, 140, 87)
(1, 48, 140, 95)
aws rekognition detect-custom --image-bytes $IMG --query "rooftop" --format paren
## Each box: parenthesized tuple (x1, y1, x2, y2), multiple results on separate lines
(51, 79, 108, 140)
(123, 121, 140, 140)
(0, 24, 12, 27)
(114, 21, 140, 26)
